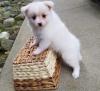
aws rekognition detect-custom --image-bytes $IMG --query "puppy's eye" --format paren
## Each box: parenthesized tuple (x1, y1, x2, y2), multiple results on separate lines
(42, 14, 46, 18)
(32, 15, 36, 20)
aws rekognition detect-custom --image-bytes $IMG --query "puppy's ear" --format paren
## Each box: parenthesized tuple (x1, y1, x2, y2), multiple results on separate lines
(43, 1, 54, 10)
(21, 5, 29, 16)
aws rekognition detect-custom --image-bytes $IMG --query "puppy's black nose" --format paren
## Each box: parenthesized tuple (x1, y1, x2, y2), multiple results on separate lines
(38, 23, 42, 27)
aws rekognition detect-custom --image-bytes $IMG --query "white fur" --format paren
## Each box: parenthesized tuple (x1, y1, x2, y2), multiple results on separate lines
(21, 1, 82, 79)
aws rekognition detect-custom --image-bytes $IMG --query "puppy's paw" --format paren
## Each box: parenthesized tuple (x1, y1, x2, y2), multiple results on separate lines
(29, 40, 37, 48)
(32, 48, 42, 55)
(72, 71, 79, 79)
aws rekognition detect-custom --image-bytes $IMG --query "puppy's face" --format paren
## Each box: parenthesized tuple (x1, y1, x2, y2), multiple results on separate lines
(21, 1, 54, 28)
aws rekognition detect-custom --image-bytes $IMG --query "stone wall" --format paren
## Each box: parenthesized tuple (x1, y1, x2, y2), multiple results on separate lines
(0, 0, 32, 70)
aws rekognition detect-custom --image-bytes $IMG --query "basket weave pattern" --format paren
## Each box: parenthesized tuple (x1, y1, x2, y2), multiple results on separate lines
(13, 37, 61, 91)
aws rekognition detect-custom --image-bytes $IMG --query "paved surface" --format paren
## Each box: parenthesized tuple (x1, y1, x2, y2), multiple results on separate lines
(0, 0, 100, 91)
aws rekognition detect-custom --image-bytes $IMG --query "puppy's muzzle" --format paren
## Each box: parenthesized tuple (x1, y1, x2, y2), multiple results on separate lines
(38, 23, 42, 27)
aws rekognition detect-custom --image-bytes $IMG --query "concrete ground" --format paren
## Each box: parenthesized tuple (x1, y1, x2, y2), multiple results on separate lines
(0, 0, 100, 91)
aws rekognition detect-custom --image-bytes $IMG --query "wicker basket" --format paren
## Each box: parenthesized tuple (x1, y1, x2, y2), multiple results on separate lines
(13, 37, 61, 91)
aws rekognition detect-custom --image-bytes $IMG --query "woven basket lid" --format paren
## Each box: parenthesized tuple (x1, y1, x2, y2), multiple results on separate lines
(13, 37, 57, 80)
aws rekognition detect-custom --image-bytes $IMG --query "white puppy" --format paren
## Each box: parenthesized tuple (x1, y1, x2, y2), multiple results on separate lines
(21, 1, 82, 79)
